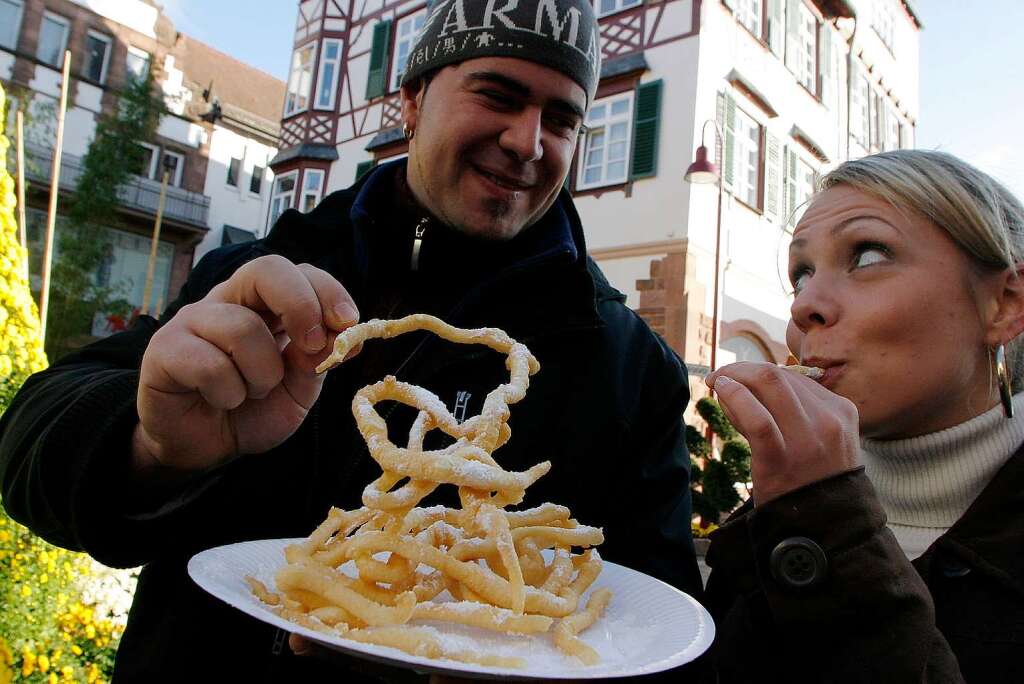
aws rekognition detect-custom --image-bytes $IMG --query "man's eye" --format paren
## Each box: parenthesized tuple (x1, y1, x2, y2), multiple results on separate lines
(481, 90, 514, 106)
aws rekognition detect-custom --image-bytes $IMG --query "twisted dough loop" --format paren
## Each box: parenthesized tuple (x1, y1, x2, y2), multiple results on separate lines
(258, 315, 610, 666)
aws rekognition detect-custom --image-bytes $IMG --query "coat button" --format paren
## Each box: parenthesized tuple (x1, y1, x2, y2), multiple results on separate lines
(770, 537, 828, 589)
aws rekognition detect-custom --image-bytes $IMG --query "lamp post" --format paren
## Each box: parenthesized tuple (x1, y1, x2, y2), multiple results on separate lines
(684, 119, 725, 374)
(141, 153, 174, 316)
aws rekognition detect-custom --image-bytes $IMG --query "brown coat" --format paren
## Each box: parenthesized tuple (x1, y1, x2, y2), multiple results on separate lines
(702, 448, 1024, 683)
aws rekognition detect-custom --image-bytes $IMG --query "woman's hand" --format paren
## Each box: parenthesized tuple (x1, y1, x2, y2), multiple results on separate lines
(704, 362, 860, 505)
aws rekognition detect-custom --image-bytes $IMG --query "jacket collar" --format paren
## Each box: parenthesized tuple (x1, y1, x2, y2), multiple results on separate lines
(929, 445, 1024, 596)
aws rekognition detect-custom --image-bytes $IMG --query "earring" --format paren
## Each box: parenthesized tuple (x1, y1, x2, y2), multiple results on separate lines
(403, 123, 414, 141)
(995, 344, 1014, 418)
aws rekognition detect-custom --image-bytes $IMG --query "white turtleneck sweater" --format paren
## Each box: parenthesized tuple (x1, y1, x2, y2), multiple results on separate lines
(859, 393, 1024, 560)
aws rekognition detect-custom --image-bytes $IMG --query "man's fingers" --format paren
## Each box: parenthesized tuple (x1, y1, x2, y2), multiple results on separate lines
(289, 633, 313, 656)
(146, 333, 248, 410)
(181, 303, 285, 398)
(207, 255, 334, 354)
(295, 263, 360, 331)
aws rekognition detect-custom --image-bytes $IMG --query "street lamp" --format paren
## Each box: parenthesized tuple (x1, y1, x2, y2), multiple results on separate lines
(684, 119, 725, 373)
(141, 153, 175, 316)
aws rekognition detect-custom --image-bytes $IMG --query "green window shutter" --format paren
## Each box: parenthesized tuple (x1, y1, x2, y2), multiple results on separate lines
(767, 0, 784, 56)
(365, 19, 393, 100)
(784, 0, 801, 74)
(719, 92, 736, 188)
(630, 79, 663, 179)
(764, 133, 782, 223)
(355, 160, 375, 182)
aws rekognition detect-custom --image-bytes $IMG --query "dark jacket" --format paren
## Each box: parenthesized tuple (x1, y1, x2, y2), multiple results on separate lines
(703, 445, 1024, 683)
(0, 162, 702, 681)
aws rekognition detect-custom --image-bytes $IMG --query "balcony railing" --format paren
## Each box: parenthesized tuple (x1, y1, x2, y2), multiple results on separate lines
(21, 142, 211, 228)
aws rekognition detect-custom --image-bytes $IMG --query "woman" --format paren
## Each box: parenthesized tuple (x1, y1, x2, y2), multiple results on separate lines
(703, 150, 1024, 683)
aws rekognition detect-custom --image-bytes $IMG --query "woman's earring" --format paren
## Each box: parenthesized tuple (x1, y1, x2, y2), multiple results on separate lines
(995, 344, 1014, 418)
(403, 123, 414, 141)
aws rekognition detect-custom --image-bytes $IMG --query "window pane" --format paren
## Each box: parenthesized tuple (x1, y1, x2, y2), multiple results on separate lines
(610, 122, 628, 140)
(37, 15, 67, 66)
(227, 158, 241, 186)
(608, 161, 626, 182)
(126, 49, 150, 82)
(318, 62, 336, 107)
(85, 35, 109, 82)
(610, 99, 631, 116)
(275, 175, 296, 194)
(0, 1, 22, 50)
(584, 167, 601, 184)
(609, 141, 628, 161)
(588, 103, 607, 123)
(250, 166, 264, 194)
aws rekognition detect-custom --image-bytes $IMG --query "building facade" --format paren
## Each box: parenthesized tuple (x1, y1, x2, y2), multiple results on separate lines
(2, 0, 285, 340)
(270, 0, 919, 386)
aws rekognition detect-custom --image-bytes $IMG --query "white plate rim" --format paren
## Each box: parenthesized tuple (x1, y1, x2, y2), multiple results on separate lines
(188, 537, 714, 680)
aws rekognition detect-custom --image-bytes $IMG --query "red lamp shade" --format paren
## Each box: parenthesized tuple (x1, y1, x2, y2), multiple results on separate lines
(684, 145, 720, 184)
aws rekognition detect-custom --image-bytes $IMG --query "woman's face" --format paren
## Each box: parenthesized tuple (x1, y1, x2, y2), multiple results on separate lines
(786, 184, 1000, 439)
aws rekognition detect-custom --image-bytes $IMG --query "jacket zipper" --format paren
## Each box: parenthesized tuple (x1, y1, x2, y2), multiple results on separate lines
(410, 218, 429, 271)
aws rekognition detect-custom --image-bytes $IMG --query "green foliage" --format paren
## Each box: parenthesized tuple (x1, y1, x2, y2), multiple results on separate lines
(685, 424, 710, 458)
(43, 71, 164, 361)
(696, 396, 739, 441)
(690, 397, 751, 524)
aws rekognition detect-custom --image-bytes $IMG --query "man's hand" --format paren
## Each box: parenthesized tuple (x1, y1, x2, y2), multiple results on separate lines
(705, 362, 860, 504)
(133, 255, 359, 474)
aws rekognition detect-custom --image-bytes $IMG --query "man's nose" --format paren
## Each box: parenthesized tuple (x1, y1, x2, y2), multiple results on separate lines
(500, 108, 543, 163)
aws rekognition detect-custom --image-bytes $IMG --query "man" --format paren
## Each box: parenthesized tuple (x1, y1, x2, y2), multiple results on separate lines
(0, 0, 702, 680)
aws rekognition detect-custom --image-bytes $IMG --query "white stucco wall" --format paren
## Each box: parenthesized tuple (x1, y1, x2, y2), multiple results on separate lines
(194, 124, 278, 262)
(68, 0, 158, 39)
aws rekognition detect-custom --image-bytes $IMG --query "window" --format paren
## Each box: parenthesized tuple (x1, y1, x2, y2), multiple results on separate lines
(793, 155, 816, 220)
(126, 47, 151, 82)
(794, 3, 818, 92)
(269, 172, 297, 227)
(136, 143, 159, 179)
(0, 0, 24, 50)
(285, 42, 316, 116)
(85, 31, 112, 84)
(315, 39, 343, 110)
(885, 104, 900, 151)
(95, 228, 174, 316)
(849, 71, 870, 148)
(722, 335, 770, 362)
(732, 107, 762, 209)
(301, 169, 325, 212)
(577, 92, 634, 190)
(873, 0, 894, 51)
(735, 0, 763, 39)
(161, 150, 185, 187)
(37, 12, 70, 68)
(226, 157, 242, 187)
(250, 165, 265, 195)
(869, 90, 884, 152)
(596, 0, 642, 18)
(390, 11, 426, 92)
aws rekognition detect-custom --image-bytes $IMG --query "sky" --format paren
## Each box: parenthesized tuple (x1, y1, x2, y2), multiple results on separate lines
(158, 0, 1024, 198)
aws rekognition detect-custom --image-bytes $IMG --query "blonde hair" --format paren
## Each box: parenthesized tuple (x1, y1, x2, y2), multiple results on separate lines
(818, 150, 1024, 390)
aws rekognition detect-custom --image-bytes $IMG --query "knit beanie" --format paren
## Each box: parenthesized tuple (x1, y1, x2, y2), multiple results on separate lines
(400, 0, 601, 106)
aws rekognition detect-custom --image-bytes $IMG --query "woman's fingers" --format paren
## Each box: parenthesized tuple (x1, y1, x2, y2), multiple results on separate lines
(711, 375, 786, 456)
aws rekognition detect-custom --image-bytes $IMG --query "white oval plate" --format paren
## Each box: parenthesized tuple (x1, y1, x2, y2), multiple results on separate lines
(188, 538, 713, 680)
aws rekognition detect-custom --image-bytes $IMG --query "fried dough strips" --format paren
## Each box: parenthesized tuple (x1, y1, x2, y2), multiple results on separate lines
(248, 315, 612, 667)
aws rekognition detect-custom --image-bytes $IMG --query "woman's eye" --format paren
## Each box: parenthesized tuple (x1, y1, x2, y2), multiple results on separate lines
(853, 245, 890, 269)
(790, 268, 811, 294)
